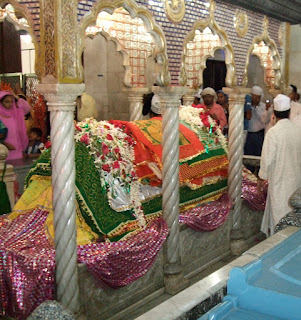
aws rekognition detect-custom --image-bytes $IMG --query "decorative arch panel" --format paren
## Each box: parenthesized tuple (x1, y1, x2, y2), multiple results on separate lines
(79, 0, 170, 87)
(243, 37, 281, 89)
(180, 0, 236, 89)
(242, 16, 281, 89)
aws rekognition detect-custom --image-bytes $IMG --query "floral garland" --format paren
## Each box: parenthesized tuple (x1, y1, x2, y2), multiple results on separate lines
(179, 106, 228, 154)
(74, 118, 146, 227)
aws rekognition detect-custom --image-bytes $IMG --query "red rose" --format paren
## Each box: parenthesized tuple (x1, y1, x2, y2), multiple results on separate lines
(113, 123, 123, 129)
(106, 134, 113, 140)
(125, 136, 134, 145)
(114, 147, 120, 154)
(102, 143, 110, 155)
(44, 141, 51, 149)
(102, 164, 110, 172)
(80, 134, 90, 145)
(113, 161, 120, 169)
(200, 114, 210, 128)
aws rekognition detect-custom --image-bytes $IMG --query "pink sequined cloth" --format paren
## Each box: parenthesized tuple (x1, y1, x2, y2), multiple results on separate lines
(78, 216, 168, 289)
(0, 209, 55, 319)
(0, 181, 265, 319)
(0, 209, 168, 319)
(242, 177, 267, 211)
(179, 178, 267, 232)
(179, 193, 231, 231)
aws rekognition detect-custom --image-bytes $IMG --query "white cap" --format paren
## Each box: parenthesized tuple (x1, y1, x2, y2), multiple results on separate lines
(151, 94, 162, 114)
(251, 85, 263, 97)
(201, 87, 217, 100)
(274, 94, 290, 112)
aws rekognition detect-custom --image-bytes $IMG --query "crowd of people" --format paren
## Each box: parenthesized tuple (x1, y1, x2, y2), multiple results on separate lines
(0, 89, 44, 161)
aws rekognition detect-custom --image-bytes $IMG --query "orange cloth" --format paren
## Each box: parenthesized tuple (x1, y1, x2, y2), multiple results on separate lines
(128, 118, 205, 162)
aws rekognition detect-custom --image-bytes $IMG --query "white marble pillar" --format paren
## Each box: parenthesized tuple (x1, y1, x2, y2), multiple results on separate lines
(224, 88, 249, 236)
(153, 86, 188, 294)
(0, 144, 15, 209)
(127, 88, 149, 121)
(36, 83, 85, 314)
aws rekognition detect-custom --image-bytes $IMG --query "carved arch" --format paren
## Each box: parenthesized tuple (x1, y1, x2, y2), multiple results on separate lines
(242, 35, 281, 89)
(79, 0, 170, 87)
(0, 0, 39, 74)
(180, 19, 236, 88)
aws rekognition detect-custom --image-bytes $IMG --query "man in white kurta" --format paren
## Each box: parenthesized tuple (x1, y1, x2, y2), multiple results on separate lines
(258, 94, 301, 236)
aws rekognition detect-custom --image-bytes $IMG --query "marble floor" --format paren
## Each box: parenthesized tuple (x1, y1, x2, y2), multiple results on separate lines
(135, 227, 300, 320)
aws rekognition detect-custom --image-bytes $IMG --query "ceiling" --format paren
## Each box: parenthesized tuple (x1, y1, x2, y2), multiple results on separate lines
(221, 0, 301, 24)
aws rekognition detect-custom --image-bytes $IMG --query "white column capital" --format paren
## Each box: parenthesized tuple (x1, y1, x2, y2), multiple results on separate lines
(223, 87, 250, 103)
(126, 87, 149, 103)
(182, 87, 197, 106)
(152, 86, 186, 107)
(36, 83, 85, 111)
(125, 88, 149, 121)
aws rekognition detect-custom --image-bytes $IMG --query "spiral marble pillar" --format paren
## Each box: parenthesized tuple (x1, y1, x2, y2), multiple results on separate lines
(127, 88, 149, 121)
(36, 83, 85, 314)
(224, 88, 249, 234)
(153, 86, 186, 276)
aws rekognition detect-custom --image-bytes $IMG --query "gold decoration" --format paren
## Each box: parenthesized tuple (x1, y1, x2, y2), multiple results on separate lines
(263, 15, 269, 37)
(165, 0, 186, 24)
(180, 0, 236, 88)
(208, 0, 215, 20)
(40, 0, 56, 78)
(234, 9, 248, 38)
(60, 0, 79, 81)
(283, 23, 290, 89)
(278, 23, 285, 47)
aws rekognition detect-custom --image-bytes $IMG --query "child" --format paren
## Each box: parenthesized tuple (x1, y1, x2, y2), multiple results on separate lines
(24, 127, 44, 158)
(0, 120, 8, 143)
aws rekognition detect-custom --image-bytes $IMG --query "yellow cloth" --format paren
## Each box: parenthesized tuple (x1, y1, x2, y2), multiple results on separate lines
(10, 176, 98, 245)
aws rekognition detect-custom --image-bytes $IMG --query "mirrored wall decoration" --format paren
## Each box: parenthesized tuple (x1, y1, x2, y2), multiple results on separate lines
(234, 9, 248, 38)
